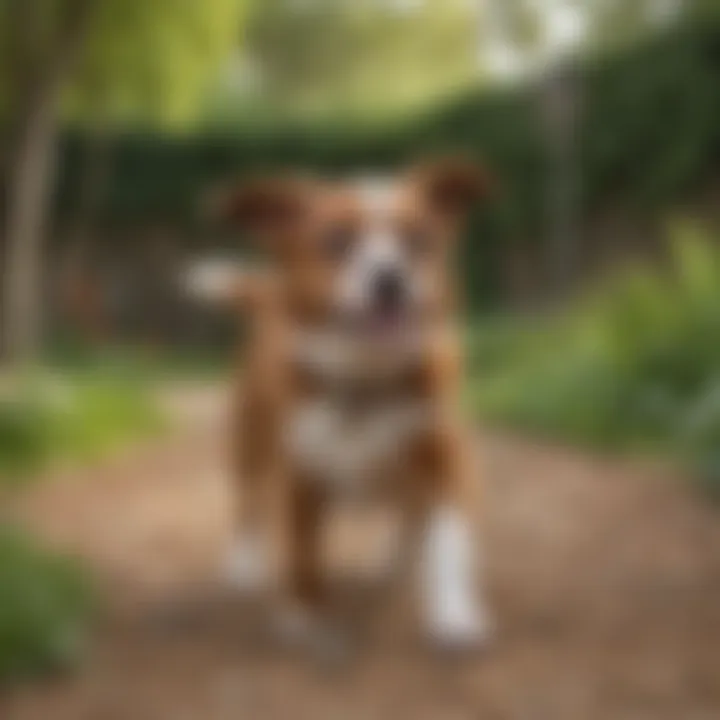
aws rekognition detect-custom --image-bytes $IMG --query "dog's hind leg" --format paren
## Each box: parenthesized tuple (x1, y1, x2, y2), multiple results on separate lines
(222, 387, 279, 593)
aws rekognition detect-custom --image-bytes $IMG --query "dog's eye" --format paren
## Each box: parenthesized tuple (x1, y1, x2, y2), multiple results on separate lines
(323, 225, 356, 262)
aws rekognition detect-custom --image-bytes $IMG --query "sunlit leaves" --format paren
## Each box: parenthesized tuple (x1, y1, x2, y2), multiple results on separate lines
(220, 0, 478, 120)
(67, 0, 248, 127)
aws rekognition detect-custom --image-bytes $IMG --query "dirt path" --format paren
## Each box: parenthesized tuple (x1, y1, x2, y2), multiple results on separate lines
(5, 385, 720, 720)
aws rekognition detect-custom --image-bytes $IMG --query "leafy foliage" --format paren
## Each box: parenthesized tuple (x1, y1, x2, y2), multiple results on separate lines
(0, 526, 94, 681)
(228, 0, 478, 120)
(69, 0, 248, 126)
(469, 220, 720, 494)
(54, 16, 720, 310)
(0, 0, 248, 127)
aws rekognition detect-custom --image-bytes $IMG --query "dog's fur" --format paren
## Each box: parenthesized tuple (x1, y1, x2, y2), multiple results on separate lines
(192, 158, 491, 649)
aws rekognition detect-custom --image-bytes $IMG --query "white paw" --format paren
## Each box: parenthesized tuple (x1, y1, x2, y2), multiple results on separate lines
(420, 506, 492, 651)
(221, 536, 270, 593)
(427, 603, 493, 650)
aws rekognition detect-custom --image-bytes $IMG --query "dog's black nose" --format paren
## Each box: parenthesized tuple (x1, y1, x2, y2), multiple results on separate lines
(372, 267, 405, 312)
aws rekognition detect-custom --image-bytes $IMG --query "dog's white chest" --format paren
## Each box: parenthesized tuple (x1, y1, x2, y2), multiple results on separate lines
(286, 398, 427, 495)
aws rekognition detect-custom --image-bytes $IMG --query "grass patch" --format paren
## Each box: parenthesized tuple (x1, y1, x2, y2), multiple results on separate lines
(0, 368, 164, 485)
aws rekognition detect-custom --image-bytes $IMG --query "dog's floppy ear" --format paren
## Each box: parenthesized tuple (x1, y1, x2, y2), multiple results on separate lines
(411, 156, 490, 221)
(204, 176, 313, 243)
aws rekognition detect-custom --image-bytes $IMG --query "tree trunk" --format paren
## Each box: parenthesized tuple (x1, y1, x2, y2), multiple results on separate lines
(0, 0, 94, 363)
(1, 81, 64, 362)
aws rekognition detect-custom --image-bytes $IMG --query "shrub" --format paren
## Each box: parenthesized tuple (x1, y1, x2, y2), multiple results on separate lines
(0, 397, 55, 481)
(0, 526, 94, 681)
(470, 221, 720, 478)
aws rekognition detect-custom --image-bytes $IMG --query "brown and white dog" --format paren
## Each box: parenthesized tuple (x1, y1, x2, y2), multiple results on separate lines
(189, 158, 491, 651)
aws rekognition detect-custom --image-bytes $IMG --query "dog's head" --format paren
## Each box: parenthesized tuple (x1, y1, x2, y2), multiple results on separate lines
(211, 158, 488, 338)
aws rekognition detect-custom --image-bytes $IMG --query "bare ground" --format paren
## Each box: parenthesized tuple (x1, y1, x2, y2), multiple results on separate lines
(4, 385, 720, 720)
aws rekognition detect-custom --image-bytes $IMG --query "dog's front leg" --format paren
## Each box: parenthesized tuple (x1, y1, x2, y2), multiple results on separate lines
(414, 423, 492, 650)
(283, 478, 325, 610)
(273, 476, 339, 650)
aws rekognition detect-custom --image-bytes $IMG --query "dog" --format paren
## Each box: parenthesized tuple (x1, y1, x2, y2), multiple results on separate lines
(188, 157, 492, 653)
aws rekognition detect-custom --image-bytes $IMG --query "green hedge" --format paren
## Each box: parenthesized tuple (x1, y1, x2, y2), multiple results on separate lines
(54, 19, 720, 309)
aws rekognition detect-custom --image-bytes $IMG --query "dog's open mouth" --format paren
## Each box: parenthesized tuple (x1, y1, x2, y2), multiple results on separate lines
(346, 306, 416, 344)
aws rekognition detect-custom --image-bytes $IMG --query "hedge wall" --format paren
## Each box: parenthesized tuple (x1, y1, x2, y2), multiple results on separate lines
(55, 18, 720, 309)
